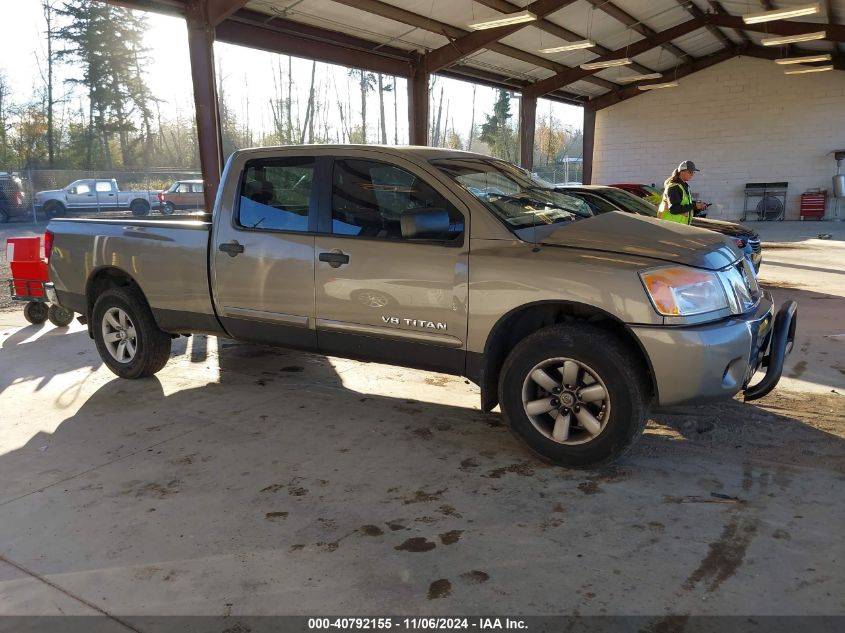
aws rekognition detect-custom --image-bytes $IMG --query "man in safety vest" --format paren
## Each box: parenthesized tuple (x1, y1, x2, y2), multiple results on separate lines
(658, 160, 707, 224)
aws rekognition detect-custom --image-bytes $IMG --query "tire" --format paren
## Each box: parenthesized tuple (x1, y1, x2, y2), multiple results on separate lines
(498, 323, 649, 469)
(161, 202, 175, 215)
(92, 287, 171, 378)
(44, 201, 65, 218)
(47, 304, 75, 327)
(130, 200, 150, 217)
(23, 301, 49, 324)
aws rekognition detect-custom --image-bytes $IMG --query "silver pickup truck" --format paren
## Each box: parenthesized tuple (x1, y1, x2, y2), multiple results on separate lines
(45, 146, 797, 468)
(35, 178, 160, 217)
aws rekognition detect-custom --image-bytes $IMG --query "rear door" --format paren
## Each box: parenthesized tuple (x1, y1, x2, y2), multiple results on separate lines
(95, 180, 117, 211)
(211, 155, 319, 350)
(314, 154, 469, 374)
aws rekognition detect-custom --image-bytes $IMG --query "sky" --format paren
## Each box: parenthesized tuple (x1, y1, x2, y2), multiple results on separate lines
(2, 0, 584, 145)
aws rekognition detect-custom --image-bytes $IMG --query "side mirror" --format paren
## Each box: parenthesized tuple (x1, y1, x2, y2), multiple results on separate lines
(400, 208, 451, 240)
(68, 187, 76, 195)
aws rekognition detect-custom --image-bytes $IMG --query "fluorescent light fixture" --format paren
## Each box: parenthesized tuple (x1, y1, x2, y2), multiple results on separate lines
(539, 40, 595, 53)
(742, 2, 819, 24)
(784, 64, 833, 75)
(638, 82, 679, 91)
(761, 30, 826, 46)
(468, 10, 536, 30)
(617, 72, 663, 83)
(775, 53, 832, 65)
(580, 58, 632, 70)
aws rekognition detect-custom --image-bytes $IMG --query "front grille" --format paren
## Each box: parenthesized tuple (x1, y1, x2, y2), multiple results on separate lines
(748, 238, 761, 254)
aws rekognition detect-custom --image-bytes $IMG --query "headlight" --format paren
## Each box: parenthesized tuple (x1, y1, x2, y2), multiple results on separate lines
(640, 266, 729, 316)
(719, 259, 759, 314)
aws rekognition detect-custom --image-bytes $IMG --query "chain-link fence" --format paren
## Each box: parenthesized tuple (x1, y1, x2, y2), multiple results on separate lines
(0, 168, 205, 224)
(532, 158, 583, 186)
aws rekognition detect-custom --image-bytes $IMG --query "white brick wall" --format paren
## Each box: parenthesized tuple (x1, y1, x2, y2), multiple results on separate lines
(592, 56, 845, 221)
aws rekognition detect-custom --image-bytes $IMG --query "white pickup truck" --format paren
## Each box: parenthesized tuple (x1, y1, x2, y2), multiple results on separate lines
(34, 178, 160, 217)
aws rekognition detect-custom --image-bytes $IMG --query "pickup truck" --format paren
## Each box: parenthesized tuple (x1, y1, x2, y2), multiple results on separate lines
(35, 178, 160, 217)
(44, 146, 797, 468)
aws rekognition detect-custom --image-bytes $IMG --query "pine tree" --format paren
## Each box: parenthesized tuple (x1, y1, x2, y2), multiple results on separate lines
(55, 0, 155, 169)
(479, 90, 517, 162)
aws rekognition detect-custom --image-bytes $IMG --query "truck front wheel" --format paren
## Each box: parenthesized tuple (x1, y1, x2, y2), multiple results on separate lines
(92, 287, 171, 378)
(498, 323, 648, 468)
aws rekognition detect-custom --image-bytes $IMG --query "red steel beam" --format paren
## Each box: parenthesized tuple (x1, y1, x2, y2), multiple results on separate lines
(524, 16, 706, 98)
(185, 1, 222, 212)
(519, 94, 538, 169)
(423, 0, 578, 72)
(205, 0, 248, 26)
(705, 14, 845, 41)
(215, 19, 412, 77)
(590, 45, 738, 111)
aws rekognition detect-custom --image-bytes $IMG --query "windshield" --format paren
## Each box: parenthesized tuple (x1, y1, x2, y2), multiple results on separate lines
(564, 190, 619, 215)
(431, 158, 593, 235)
(602, 187, 659, 217)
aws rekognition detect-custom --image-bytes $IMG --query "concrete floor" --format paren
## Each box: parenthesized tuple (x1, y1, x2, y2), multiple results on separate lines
(0, 223, 843, 620)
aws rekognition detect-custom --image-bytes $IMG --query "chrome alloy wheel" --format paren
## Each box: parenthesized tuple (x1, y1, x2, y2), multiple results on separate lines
(520, 357, 611, 445)
(101, 307, 138, 363)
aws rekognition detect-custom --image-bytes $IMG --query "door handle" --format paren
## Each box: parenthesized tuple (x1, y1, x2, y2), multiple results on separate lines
(219, 241, 245, 257)
(319, 250, 350, 268)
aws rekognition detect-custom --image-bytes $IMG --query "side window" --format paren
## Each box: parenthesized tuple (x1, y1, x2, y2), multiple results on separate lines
(237, 157, 314, 232)
(75, 182, 91, 194)
(192, 183, 204, 193)
(177, 183, 190, 193)
(331, 159, 463, 242)
(95, 181, 112, 193)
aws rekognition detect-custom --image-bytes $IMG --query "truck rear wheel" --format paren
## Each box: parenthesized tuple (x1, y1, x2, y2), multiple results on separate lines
(130, 200, 150, 217)
(498, 323, 648, 468)
(92, 287, 171, 378)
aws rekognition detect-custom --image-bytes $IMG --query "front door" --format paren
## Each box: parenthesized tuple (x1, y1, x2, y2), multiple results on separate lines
(314, 156, 469, 375)
(66, 180, 96, 211)
(211, 155, 319, 350)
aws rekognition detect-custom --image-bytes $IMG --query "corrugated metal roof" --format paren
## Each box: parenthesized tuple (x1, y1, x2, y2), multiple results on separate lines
(232, 0, 842, 104)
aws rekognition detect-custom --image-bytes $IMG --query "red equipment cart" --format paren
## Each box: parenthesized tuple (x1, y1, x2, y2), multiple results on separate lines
(6, 235, 74, 326)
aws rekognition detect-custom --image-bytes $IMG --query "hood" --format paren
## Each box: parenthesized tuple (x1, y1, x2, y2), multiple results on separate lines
(35, 189, 63, 198)
(538, 211, 741, 270)
(691, 217, 757, 239)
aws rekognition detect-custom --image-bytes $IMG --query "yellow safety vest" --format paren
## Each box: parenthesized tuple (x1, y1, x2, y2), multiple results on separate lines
(658, 182, 693, 224)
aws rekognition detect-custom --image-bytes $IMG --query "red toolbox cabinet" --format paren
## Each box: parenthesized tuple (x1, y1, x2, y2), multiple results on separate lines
(800, 190, 827, 220)
(10, 260, 49, 297)
(5, 236, 42, 261)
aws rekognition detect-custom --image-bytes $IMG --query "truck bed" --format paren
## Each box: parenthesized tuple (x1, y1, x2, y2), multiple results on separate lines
(48, 217, 223, 335)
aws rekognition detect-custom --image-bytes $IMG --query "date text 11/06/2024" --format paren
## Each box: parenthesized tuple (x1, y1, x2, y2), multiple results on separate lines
(308, 618, 528, 630)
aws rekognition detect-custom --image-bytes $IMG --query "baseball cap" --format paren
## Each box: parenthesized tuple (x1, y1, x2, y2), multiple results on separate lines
(678, 160, 699, 172)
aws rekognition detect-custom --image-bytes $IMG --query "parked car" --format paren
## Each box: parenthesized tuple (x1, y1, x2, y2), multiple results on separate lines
(158, 179, 205, 214)
(44, 147, 796, 468)
(0, 172, 28, 223)
(34, 178, 160, 217)
(610, 182, 662, 207)
(559, 185, 763, 271)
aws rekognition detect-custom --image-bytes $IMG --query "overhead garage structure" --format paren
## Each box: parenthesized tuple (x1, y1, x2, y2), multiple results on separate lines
(108, 0, 845, 216)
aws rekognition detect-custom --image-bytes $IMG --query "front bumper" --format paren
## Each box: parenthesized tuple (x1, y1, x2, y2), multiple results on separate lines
(631, 291, 797, 406)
